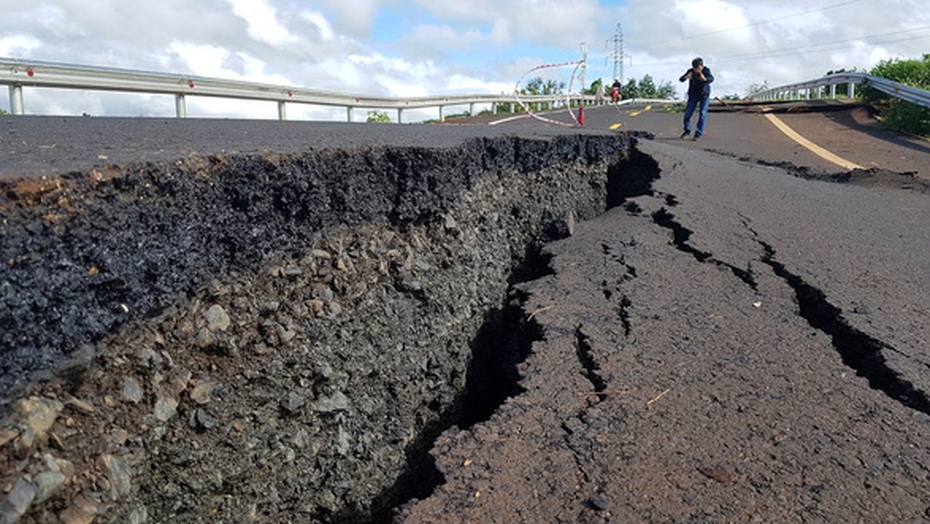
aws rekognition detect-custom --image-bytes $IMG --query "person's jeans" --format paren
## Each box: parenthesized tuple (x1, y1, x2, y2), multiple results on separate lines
(683, 95, 710, 136)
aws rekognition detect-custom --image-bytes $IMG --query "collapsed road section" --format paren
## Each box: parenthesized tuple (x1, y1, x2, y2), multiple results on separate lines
(0, 133, 641, 522)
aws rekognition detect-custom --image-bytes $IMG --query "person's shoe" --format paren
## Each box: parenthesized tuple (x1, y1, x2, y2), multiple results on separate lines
(680, 131, 690, 139)
(692, 134, 702, 141)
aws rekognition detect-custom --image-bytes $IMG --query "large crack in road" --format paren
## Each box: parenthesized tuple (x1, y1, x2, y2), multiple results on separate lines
(4, 128, 930, 522)
(757, 239, 930, 416)
(400, 136, 930, 522)
(0, 133, 645, 523)
(649, 200, 930, 417)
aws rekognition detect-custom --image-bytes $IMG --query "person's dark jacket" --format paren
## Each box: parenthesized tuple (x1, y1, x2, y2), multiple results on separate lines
(679, 67, 714, 99)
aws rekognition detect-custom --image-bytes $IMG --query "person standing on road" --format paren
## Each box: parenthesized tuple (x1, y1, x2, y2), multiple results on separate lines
(679, 57, 714, 140)
(611, 78, 623, 102)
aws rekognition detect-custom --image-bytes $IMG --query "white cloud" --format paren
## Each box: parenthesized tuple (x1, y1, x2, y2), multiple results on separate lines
(676, 0, 750, 35)
(226, 0, 298, 46)
(314, 0, 386, 37)
(302, 10, 336, 41)
(444, 74, 513, 94)
(2, 0, 930, 116)
(169, 42, 231, 78)
(415, 0, 602, 48)
(0, 35, 42, 56)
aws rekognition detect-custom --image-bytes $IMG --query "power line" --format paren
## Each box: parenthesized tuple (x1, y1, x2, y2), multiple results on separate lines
(718, 26, 930, 63)
(629, 25, 930, 69)
(633, 0, 865, 47)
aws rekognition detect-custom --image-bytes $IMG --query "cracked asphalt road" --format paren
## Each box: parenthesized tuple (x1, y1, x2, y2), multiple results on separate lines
(3, 106, 929, 521)
(402, 136, 930, 522)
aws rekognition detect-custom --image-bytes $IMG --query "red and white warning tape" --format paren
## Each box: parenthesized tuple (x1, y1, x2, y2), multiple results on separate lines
(513, 57, 586, 127)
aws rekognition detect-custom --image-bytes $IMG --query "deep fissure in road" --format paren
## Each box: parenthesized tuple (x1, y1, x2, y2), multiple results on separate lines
(647, 203, 927, 415)
(371, 139, 663, 520)
(651, 207, 758, 291)
(758, 241, 930, 416)
(364, 286, 545, 523)
(0, 134, 646, 523)
(575, 327, 608, 396)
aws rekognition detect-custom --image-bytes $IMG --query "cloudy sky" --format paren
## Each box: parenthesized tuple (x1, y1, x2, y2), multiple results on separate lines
(2, 0, 928, 121)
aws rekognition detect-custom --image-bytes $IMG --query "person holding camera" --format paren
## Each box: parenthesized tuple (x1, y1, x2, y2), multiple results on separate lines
(679, 57, 714, 140)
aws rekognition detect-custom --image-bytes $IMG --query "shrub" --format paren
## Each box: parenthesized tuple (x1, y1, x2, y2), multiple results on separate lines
(366, 110, 392, 123)
(864, 54, 930, 137)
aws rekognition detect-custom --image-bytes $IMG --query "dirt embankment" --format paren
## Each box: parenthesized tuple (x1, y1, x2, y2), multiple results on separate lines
(0, 134, 645, 522)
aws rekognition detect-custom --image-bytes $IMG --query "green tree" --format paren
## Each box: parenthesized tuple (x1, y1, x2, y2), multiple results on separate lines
(519, 76, 565, 111)
(523, 77, 565, 95)
(656, 81, 676, 100)
(583, 78, 603, 96)
(0, 108, 8, 116)
(638, 75, 658, 98)
(616, 75, 676, 100)
(366, 110, 391, 123)
(622, 78, 639, 99)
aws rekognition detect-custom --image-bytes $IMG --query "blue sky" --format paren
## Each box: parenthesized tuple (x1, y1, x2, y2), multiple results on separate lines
(2, 0, 928, 120)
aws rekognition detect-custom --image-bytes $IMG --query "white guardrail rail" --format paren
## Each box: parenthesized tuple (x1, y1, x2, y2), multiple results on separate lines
(750, 72, 930, 109)
(1, 57, 601, 123)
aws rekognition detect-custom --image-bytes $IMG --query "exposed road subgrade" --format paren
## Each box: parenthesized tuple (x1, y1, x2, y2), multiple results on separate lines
(0, 133, 634, 523)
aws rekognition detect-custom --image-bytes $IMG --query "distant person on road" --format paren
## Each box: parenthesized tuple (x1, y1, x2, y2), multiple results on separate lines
(679, 57, 714, 140)
(611, 78, 623, 103)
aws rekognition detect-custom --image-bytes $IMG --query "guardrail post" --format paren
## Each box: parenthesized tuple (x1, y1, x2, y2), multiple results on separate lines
(175, 94, 187, 118)
(397, 108, 403, 124)
(278, 101, 287, 121)
(347, 107, 354, 123)
(9, 85, 24, 115)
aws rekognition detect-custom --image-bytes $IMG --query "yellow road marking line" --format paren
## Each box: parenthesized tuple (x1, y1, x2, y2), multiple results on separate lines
(610, 123, 623, 130)
(763, 113, 863, 170)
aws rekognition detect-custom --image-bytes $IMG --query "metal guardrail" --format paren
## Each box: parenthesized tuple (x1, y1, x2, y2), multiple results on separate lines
(1, 57, 599, 123)
(750, 72, 930, 109)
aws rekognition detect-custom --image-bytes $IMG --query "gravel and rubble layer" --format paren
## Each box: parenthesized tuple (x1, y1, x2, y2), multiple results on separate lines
(0, 134, 633, 522)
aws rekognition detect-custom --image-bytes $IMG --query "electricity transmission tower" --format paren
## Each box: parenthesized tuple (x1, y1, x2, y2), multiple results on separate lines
(606, 24, 628, 82)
